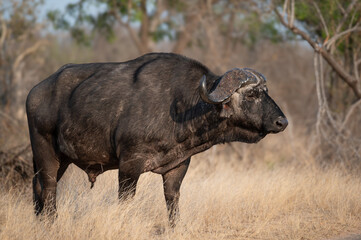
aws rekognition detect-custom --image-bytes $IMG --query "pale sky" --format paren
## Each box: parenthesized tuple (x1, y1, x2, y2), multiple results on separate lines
(40, 0, 78, 22)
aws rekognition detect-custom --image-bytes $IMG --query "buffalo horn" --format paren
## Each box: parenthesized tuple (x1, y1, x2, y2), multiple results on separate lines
(199, 75, 225, 104)
(199, 68, 263, 105)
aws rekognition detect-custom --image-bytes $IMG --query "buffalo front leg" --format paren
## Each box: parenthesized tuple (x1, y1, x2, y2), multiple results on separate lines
(118, 171, 140, 200)
(162, 158, 190, 227)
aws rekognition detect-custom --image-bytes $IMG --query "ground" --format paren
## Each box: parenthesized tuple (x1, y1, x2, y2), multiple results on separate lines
(0, 151, 360, 240)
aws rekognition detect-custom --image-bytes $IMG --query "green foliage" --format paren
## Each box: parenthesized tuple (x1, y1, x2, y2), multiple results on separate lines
(47, 1, 113, 45)
(282, 0, 361, 110)
(236, 12, 287, 46)
(2, 0, 41, 38)
(212, 1, 290, 48)
(293, 0, 360, 53)
(151, 23, 173, 42)
(47, 0, 171, 45)
(70, 27, 92, 46)
(166, 0, 186, 12)
(49, 0, 359, 50)
(261, 20, 283, 43)
(47, 10, 70, 29)
(271, 0, 361, 74)
(48, 0, 288, 48)
(0, 0, 45, 108)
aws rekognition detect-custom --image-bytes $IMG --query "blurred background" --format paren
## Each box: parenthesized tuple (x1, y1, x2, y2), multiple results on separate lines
(0, 0, 360, 187)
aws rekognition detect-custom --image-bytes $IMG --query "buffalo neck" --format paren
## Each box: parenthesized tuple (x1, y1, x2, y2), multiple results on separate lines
(151, 101, 228, 174)
(174, 100, 229, 150)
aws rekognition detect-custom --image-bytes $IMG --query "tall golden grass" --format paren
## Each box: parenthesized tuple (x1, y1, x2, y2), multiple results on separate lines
(1, 143, 360, 240)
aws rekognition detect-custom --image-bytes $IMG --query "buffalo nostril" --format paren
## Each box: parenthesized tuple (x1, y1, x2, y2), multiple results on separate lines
(275, 117, 288, 131)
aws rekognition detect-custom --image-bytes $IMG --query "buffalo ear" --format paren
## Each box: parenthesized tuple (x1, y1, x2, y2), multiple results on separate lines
(220, 102, 233, 118)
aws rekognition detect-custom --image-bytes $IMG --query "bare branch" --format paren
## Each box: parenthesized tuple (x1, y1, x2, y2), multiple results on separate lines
(314, 53, 323, 138)
(319, 53, 338, 130)
(348, 5, 360, 29)
(275, 8, 361, 99)
(206, 0, 212, 13)
(127, 0, 132, 19)
(0, 18, 7, 51)
(354, 46, 361, 81)
(312, 1, 329, 41)
(12, 40, 47, 75)
(325, 26, 361, 49)
(340, 99, 361, 131)
(335, 0, 358, 34)
(282, 0, 289, 18)
(356, 58, 361, 67)
(313, 51, 338, 136)
(139, 0, 150, 53)
(172, 12, 201, 54)
(335, 0, 346, 14)
(202, 15, 218, 69)
(149, 0, 165, 33)
(114, 14, 143, 53)
(223, 9, 235, 65)
(112, 0, 149, 54)
(289, 0, 295, 28)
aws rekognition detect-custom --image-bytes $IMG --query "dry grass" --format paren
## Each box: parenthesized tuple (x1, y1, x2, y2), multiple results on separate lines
(0, 153, 360, 240)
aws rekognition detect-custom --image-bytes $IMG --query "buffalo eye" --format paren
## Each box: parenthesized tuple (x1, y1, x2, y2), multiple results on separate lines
(245, 89, 259, 101)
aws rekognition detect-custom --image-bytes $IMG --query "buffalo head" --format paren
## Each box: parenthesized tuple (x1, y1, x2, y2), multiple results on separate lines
(199, 68, 288, 143)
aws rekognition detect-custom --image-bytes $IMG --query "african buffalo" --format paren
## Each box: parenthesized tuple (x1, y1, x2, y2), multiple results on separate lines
(26, 53, 287, 225)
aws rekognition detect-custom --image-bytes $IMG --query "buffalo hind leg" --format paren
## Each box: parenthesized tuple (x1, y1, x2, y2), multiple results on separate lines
(118, 171, 140, 200)
(33, 167, 59, 216)
(33, 161, 68, 215)
(31, 133, 60, 217)
(162, 158, 190, 227)
(33, 158, 43, 215)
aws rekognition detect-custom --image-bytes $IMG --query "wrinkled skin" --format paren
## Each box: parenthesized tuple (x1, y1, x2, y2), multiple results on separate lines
(222, 84, 287, 142)
(26, 53, 287, 225)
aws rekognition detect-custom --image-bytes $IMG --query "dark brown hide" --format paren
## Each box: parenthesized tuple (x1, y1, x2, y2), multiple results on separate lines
(26, 53, 287, 224)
